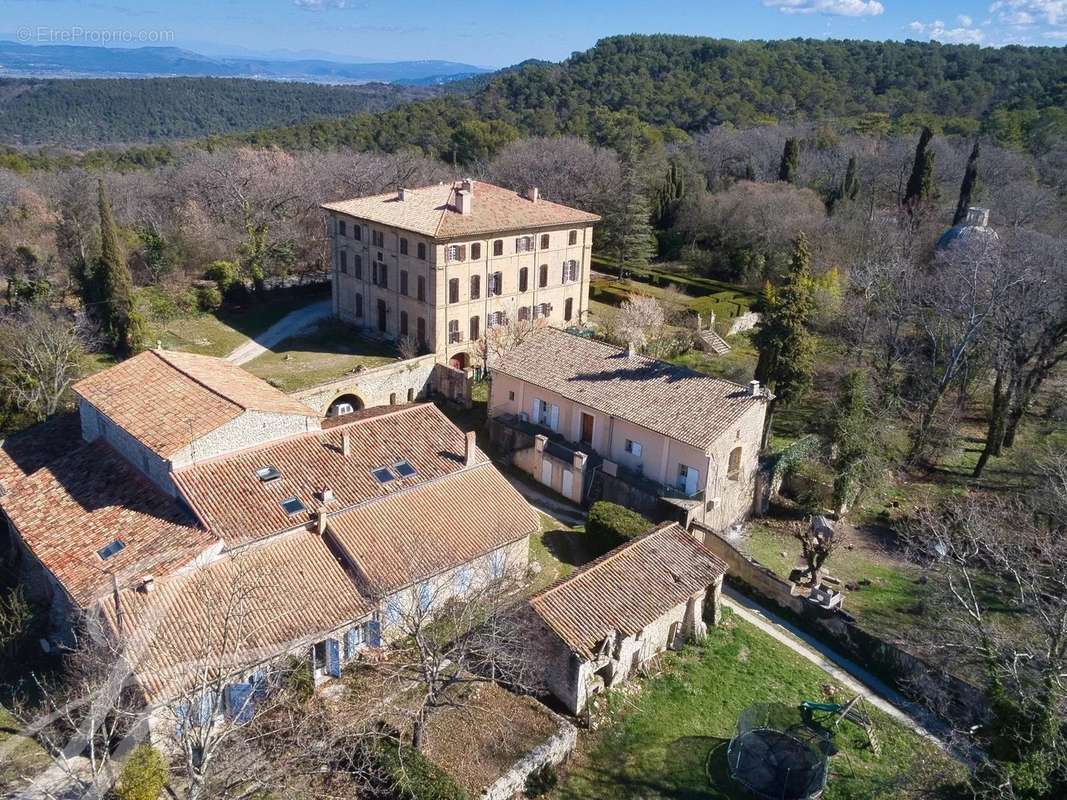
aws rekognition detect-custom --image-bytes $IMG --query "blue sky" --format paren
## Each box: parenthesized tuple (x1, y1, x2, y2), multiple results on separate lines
(2, 0, 1064, 67)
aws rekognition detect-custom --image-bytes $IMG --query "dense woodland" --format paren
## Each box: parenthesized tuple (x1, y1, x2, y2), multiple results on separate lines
(0, 77, 437, 147)
(1, 32, 1067, 800)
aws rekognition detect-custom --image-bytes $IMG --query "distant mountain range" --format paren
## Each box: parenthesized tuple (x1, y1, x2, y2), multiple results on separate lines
(0, 40, 491, 85)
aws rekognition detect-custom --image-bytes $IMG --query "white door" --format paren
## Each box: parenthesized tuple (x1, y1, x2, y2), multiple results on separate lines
(541, 460, 553, 486)
(562, 469, 574, 498)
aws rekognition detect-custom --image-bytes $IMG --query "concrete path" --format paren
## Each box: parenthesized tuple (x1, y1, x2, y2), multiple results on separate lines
(500, 469, 587, 528)
(722, 587, 973, 763)
(226, 299, 332, 365)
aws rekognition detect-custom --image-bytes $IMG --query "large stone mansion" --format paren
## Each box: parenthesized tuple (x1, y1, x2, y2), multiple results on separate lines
(322, 180, 599, 369)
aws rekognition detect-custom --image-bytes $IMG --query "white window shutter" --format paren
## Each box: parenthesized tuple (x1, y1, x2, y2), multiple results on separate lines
(533, 398, 543, 422)
(549, 404, 560, 432)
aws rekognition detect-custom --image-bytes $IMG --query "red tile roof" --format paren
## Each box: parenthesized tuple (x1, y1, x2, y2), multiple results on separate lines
(322, 180, 600, 239)
(0, 441, 216, 607)
(0, 412, 81, 496)
(173, 404, 482, 544)
(491, 326, 767, 449)
(326, 462, 538, 593)
(529, 522, 727, 659)
(98, 530, 373, 704)
(73, 350, 318, 458)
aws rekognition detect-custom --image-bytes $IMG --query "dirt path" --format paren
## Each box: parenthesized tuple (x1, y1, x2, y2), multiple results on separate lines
(226, 299, 332, 365)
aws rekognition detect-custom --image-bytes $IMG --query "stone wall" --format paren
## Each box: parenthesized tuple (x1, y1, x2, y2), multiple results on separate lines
(480, 711, 578, 800)
(692, 523, 988, 727)
(294, 355, 437, 414)
(726, 311, 761, 336)
(430, 363, 472, 409)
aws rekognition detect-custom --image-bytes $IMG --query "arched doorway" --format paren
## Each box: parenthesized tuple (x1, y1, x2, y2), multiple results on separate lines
(449, 352, 468, 370)
(327, 393, 364, 418)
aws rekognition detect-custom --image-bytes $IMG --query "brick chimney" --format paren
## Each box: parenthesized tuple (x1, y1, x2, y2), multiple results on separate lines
(315, 509, 327, 535)
(749, 380, 761, 397)
(526, 187, 539, 203)
(398, 187, 410, 201)
(464, 430, 477, 466)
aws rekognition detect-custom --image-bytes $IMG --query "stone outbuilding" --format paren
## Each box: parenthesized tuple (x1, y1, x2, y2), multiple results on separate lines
(528, 522, 727, 714)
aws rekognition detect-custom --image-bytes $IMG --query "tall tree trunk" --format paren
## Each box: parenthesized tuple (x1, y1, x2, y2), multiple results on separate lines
(974, 370, 1009, 478)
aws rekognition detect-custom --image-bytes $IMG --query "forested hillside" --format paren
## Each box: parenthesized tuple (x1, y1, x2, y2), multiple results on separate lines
(0, 77, 438, 146)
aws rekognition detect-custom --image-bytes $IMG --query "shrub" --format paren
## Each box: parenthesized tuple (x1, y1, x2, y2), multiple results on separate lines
(587, 501, 653, 550)
(525, 764, 558, 797)
(205, 260, 239, 293)
(195, 283, 223, 312)
(372, 740, 468, 800)
(284, 656, 314, 703)
(116, 743, 168, 800)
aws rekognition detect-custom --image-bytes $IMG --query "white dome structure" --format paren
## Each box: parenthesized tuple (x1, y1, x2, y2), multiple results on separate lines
(937, 207, 999, 251)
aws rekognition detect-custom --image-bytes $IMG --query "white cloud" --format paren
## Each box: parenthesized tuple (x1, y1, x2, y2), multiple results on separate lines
(763, 0, 885, 16)
(1043, 27, 1067, 35)
(908, 18, 986, 42)
(989, 0, 1066, 26)
(958, 14, 974, 25)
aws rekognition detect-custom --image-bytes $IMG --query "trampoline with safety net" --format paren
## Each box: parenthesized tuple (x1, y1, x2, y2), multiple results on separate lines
(725, 703, 831, 800)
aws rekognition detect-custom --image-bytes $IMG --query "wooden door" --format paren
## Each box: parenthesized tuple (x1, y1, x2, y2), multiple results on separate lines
(580, 412, 594, 445)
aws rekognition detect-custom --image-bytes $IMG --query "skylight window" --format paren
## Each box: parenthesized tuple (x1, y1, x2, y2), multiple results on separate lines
(280, 497, 305, 516)
(394, 461, 416, 478)
(256, 466, 282, 482)
(372, 467, 396, 484)
(97, 540, 126, 560)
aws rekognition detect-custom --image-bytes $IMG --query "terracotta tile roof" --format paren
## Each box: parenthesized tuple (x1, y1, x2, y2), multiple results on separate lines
(491, 327, 766, 449)
(326, 461, 538, 593)
(321, 180, 599, 240)
(98, 530, 373, 704)
(0, 412, 81, 496)
(529, 522, 727, 660)
(73, 350, 318, 458)
(0, 441, 216, 607)
(173, 404, 482, 544)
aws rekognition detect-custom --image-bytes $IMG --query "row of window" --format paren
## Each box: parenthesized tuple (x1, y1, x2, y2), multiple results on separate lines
(445, 231, 580, 263)
(337, 218, 429, 261)
(447, 261, 578, 304)
(340, 253, 430, 301)
(447, 300, 569, 344)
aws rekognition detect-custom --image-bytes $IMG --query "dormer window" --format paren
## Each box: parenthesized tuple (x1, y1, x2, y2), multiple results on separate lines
(372, 467, 396, 484)
(256, 466, 282, 482)
(280, 497, 305, 516)
(97, 540, 126, 560)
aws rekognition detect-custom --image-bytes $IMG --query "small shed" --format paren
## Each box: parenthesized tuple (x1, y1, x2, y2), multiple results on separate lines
(528, 522, 727, 714)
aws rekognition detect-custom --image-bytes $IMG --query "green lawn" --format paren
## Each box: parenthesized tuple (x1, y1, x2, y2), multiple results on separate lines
(669, 333, 759, 386)
(243, 319, 398, 392)
(528, 512, 605, 594)
(0, 705, 49, 794)
(553, 612, 961, 800)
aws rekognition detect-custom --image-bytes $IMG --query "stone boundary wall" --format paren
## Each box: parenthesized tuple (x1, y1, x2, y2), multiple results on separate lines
(691, 523, 988, 728)
(480, 712, 578, 800)
(294, 355, 437, 414)
(726, 311, 761, 337)
(430, 363, 472, 408)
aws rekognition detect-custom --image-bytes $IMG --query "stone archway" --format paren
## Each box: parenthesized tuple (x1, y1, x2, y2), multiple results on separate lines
(449, 352, 469, 370)
(327, 393, 365, 418)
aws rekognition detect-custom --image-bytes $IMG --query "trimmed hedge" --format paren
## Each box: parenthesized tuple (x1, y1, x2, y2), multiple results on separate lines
(373, 740, 468, 800)
(587, 501, 654, 550)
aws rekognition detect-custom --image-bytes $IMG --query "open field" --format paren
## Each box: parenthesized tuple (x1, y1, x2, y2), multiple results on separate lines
(552, 611, 962, 800)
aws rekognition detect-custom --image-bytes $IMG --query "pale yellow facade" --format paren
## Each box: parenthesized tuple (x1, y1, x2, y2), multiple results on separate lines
(329, 214, 594, 368)
(489, 371, 766, 530)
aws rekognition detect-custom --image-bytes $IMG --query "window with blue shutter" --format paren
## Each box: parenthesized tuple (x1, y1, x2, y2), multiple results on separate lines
(195, 690, 217, 725)
(326, 638, 341, 678)
(345, 625, 365, 659)
(368, 619, 382, 647)
(250, 669, 268, 699)
(175, 700, 191, 735)
(384, 599, 401, 628)
(225, 682, 254, 724)
(454, 565, 473, 597)
(417, 582, 431, 613)
(489, 550, 505, 580)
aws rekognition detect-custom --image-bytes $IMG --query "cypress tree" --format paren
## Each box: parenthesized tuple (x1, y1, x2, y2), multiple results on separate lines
(778, 138, 799, 183)
(602, 155, 656, 278)
(903, 127, 936, 210)
(744, 159, 756, 181)
(952, 139, 980, 226)
(93, 180, 144, 356)
(843, 155, 860, 202)
(753, 234, 816, 447)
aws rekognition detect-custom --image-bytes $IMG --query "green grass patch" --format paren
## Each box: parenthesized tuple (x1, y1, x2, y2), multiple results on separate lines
(553, 613, 961, 800)
(669, 333, 759, 386)
(243, 319, 398, 392)
(0, 705, 50, 793)
(527, 513, 604, 595)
